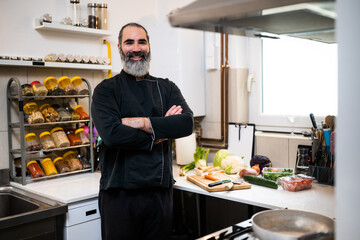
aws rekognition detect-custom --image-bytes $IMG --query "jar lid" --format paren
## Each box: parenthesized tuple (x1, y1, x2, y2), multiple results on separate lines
(39, 131, 51, 139)
(39, 103, 51, 112)
(43, 76, 57, 90)
(57, 76, 71, 88)
(41, 158, 52, 164)
(21, 84, 32, 88)
(75, 128, 84, 135)
(70, 0, 80, 3)
(70, 76, 83, 87)
(30, 81, 41, 86)
(23, 102, 38, 114)
(88, 3, 99, 7)
(26, 160, 37, 167)
(24, 133, 36, 141)
(50, 127, 64, 134)
(63, 150, 76, 160)
(99, 3, 107, 8)
(53, 157, 63, 164)
(73, 105, 83, 111)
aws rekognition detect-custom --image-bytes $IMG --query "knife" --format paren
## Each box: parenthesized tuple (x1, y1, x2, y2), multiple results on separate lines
(208, 179, 232, 187)
(309, 113, 317, 129)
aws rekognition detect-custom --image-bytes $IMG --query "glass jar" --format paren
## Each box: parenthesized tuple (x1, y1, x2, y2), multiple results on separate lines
(26, 160, 45, 178)
(70, 0, 80, 26)
(73, 105, 90, 120)
(40, 158, 58, 176)
(24, 133, 41, 151)
(39, 131, 56, 150)
(39, 104, 60, 122)
(21, 84, 34, 96)
(70, 76, 89, 95)
(56, 107, 72, 121)
(43, 76, 65, 96)
(30, 80, 48, 100)
(57, 76, 77, 95)
(98, 3, 108, 30)
(23, 102, 45, 124)
(63, 150, 83, 171)
(50, 127, 70, 148)
(75, 128, 90, 145)
(53, 157, 71, 173)
(66, 129, 82, 146)
(87, 3, 99, 29)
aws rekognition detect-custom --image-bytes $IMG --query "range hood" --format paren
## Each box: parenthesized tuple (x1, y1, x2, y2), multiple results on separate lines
(168, 0, 336, 43)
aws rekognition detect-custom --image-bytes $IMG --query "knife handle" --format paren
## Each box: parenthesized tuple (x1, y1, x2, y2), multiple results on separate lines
(208, 181, 223, 187)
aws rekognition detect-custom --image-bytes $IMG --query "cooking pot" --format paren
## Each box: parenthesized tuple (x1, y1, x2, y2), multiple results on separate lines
(251, 209, 334, 240)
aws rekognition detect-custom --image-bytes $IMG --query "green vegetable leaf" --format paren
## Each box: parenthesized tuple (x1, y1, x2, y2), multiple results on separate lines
(225, 166, 232, 174)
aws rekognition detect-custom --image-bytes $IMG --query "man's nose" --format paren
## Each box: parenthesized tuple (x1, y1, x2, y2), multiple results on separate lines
(133, 43, 141, 52)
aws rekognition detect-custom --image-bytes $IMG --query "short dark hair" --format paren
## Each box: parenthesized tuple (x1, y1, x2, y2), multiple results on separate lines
(118, 23, 150, 44)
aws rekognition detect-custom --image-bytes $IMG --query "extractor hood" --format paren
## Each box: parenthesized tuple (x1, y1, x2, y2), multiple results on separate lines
(168, 0, 336, 43)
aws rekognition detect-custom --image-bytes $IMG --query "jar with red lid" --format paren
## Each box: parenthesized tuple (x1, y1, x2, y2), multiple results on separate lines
(26, 160, 45, 178)
(63, 150, 83, 171)
(66, 129, 82, 146)
(30, 80, 48, 99)
(73, 105, 90, 120)
(53, 157, 70, 173)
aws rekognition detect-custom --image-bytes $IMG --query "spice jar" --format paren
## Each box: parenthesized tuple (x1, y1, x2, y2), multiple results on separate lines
(40, 158, 58, 176)
(24, 133, 41, 151)
(75, 128, 90, 145)
(21, 84, 34, 96)
(39, 131, 56, 150)
(66, 129, 82, 146)
(98, 3, 108, 30)
(73, 105, 90, 120)
(50, 127, 70, 148)
(26, 160, 45, 178)
(30, 80, 48, 100)
(56, 107, 72, 121)
(63, 150, 83, 171)
(70, 0, 80, 26)
(87, 3, 99, 29)
(40, 104, 60, 122)
(43, 76, 65, 96)
(53, 157, 71, 173)
(23, 102, 45, 124)
(57, 76, 77, 95)
(70, 76, 89, 95)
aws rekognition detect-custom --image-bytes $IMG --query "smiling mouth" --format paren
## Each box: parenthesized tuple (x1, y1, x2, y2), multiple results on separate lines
(130, 56, 143, 61)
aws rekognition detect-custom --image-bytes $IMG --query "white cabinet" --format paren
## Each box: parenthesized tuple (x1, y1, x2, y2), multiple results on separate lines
(64, 198, 101, 240)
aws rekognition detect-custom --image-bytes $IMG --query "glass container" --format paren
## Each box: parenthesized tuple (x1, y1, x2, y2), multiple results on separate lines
(53, 157, 71, 173)
(30, 80, 48, 100)
(75, 128, 90, 145)
(70, 76, 89, 95)
(21, 84, 34, 96)
(70, 0, 80, 26)
(41, 158, 58, 176)
(66, 129, 82, 146)
(87, 3, 99, 29)
(63, 150, 83, 171)
(43, 76, 65, 96)
(39, 104, 60, 122)
(55, 107, 72, 121)
(98, 3, 108, 29)
(73, 105, 90, 120)
(57, 76, 77, 95)
(50, 127, 71, 148)
(23, 102, 45, 124)
(24, 133, 41, 151)
(26, 160, 45, 178)
(39, 131, 56, 150)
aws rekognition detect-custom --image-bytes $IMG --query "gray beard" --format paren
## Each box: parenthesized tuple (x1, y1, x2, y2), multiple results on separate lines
(120, 49, 151, 77)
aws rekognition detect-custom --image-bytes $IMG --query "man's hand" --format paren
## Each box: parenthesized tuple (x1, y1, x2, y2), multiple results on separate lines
(165, 105, 182, 116)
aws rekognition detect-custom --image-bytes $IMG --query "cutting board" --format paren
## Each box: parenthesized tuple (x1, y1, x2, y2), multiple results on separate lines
(187, 172, 251, 192)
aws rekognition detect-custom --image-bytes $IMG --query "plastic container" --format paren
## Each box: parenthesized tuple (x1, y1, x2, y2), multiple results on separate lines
(66, 129, 82, 146)
(40, 158, 58, 176)
(24, 133, 41, 151)
(87, 3, 99, 29)
(73, 105, 90, 120)
(43, 76, 65, 96)
(281, 175, 313, 192)
(39, 104, 60, 122)
(39, 131, 56, 150)
(50, 127, 70, 148)
(98, 3, 108, 29)
(21, 84, 34, 96)
(26, 160, 45, 178)
(70, 76, 89, 95)
(30, 80, 48, 99)
(75, 128, 90, 145)
(56, 107, 72, 121)
(57, 76, 77, 95)
(23, 102, 45, 124)
(70, 0, 80, 26)
(262, 167, 294, 184)
(53, 157, 70, 173)
(63, 150, 83, 171)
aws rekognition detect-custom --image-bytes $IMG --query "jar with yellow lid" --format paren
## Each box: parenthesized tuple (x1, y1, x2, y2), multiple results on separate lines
(50, 127, 70, 148)
(24, 133, 41, 151)
(53, 157, 70, 173)
(70, 76, 89, 95)
(39, 131, 56, 150)
(63, 150, 83, 171)
(30, 80, 48, 100)
(43, 76, 65, 96)
(26, 160, 45, 178)
(66, 129, 82, 146)
(23, 102, 45, 124)
(57, 76, 77, 95)
(75, 128, 90, 145)
(73, 105, 90, 120)
(39, 104, 60, 122)
(40, 158, 58, 176)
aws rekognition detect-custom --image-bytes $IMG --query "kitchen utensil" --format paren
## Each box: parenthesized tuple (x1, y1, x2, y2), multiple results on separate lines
(309, 113, 317, 130)
(208, 179, 231, 187)
(252, 209, 334, 240)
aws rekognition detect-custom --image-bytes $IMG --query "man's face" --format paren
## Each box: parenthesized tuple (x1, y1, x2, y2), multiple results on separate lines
(118, 26, 151, 77)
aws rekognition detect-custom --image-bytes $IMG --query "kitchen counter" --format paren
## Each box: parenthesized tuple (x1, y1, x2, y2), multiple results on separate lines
(173, 164, 335, 219)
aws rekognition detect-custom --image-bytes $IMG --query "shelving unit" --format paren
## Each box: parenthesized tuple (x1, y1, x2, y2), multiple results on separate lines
(7, 77, 94, 185)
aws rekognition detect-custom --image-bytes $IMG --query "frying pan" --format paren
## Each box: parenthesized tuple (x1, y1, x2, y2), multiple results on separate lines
(251, 209, 334, 240)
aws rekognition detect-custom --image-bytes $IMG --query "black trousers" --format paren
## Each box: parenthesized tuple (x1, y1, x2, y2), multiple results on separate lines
(98, 186, 173, 240)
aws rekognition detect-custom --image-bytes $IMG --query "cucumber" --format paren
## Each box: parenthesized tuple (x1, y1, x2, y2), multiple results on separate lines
(244, 175, 278, 189)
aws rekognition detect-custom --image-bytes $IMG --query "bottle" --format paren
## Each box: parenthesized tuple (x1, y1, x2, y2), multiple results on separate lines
(98, 3, 108, 29)
(70, 0, 80, 26)
(88, 3, 99, 29)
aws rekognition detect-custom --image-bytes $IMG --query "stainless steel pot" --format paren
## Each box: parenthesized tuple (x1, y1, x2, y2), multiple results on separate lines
(251, 209, 334, 240)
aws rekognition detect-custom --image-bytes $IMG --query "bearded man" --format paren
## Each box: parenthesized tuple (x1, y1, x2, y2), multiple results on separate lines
(91, 22, 194, 240)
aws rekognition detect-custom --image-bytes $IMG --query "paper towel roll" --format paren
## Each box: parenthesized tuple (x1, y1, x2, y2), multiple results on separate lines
(175, 133, 196, 165)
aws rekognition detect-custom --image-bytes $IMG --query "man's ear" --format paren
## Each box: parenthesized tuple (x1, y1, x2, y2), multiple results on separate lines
(118, 43, 121, 53)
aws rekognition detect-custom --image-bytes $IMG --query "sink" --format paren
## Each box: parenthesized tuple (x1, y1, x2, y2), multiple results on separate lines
(0, 193, 39, 218)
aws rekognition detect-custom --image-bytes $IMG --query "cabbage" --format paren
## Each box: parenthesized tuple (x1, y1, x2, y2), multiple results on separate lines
(213, 149, 231, 167)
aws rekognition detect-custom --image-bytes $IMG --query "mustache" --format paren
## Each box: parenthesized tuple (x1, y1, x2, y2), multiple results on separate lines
(126, 51, 148, 61)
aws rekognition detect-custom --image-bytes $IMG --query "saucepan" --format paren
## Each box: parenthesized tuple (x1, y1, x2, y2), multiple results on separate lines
(251, 209, 334, 240)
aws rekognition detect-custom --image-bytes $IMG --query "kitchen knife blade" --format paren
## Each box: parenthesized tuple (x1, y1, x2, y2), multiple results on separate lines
(208, 179, 231, 187)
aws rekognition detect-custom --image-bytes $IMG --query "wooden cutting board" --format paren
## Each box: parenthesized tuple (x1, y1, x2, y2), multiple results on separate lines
(187, 172, 251, 192)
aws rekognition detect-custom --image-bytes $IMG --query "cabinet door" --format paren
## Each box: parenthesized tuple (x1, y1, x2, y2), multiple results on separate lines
(64, 218, 101, 240)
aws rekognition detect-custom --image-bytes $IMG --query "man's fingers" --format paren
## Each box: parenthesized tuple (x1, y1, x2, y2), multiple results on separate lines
(165, 105, 182, 116)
